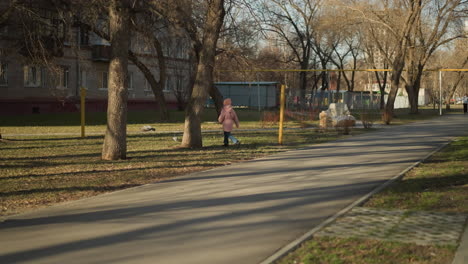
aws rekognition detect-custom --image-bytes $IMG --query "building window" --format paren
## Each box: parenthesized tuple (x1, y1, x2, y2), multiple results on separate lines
(164, 76, 173, 92)
(99, 71, 108, 90)
(79, 69, 87, 89)
(173, 75, 185, 93)
(23, 66, 42, 87)
(127, 72, 133, 90)
(0, 62, 7, 86)
(144, 78, 153, 96)
(144, 78, 151, 91)
(79, 26, 89, 46)
(58, 66, 69, 89)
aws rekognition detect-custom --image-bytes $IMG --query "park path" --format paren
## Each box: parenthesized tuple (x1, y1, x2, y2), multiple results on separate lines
(0, 114, 467, 264)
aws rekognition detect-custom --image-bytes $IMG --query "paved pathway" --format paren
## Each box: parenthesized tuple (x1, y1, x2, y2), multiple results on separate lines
(0, 114, 467, 264)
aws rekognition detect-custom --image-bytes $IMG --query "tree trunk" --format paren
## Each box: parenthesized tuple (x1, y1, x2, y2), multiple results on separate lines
(180, 55, 197, 111)
(299, 63, 308, 107)
(405, 65, 423, 114)
(409, 87, 419, 114)
(151, 36, 170, 121)
(321, 70, 328, 91)
(148, 73, 169, 120)
(381, 1, 422, 123)
(350, 55, 357, 92)
(335, 71, 342, 103)
(102, 1, 131, 160)
(181, 0, 225, 148)
(210, 84, 224, 116)
(385, 58, 405, 123)
(384, 80, 399, 123)
(375, 71, 388, 110)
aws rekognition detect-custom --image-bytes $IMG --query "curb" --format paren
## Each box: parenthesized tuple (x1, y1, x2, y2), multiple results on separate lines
(452, 218, 468, 264)
(259, 140, 453, 264)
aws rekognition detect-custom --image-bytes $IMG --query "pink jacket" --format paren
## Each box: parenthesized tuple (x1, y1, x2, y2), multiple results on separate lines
(218, 104, 239, 132)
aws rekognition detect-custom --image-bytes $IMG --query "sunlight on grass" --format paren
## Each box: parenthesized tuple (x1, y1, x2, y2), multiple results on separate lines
(0, 128, 365, 216)
(276, 136, 466, 264)
(1, 109, 321, 135)
(364, 137, 468, 213)
(277, 237, 456, 264)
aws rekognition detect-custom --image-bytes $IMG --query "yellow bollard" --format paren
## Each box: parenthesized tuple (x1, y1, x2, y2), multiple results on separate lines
(278, 84, 286, 145)
(80, 87, 86, 138)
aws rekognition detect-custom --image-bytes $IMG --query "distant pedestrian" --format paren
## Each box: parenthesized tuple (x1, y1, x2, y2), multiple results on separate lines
(218, 98, 240, 147)
(463, 94, 468, 114)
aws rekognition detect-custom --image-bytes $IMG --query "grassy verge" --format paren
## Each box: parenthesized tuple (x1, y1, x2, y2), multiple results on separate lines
(365, 137, 468, 213)
(277, 136, 468, 264)
(1, 107, 452, 135)
(279, 237, 455, 264)
(0, 109, 322, 135)
(0, 128, 366, 217)
(354, 108, 454, 126)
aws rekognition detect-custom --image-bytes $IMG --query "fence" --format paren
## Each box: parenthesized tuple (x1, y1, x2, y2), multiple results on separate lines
(210, 82, 279, 110)
(215, 68, 467, 116)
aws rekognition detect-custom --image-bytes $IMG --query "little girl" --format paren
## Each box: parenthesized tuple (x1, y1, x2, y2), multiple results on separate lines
(218, 98, 240, 147)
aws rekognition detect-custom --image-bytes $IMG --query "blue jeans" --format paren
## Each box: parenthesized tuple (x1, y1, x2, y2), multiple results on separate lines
(224, 131, 238, 146)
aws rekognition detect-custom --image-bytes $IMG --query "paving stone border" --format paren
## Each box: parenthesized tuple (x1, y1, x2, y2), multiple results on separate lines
(315, 207, 468, 246)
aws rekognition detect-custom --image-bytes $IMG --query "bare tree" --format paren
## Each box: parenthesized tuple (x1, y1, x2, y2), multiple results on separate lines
(402, 0, 465, 114)
(101, 0, 131, 160)
(347, 0, 424, 123)
(326, 14, 364, 104)
(257, 0, 323, 104)
(331, 34, 362, 94)
(152, 0, 226, 148)
(215, 5, 262, 82)
(361, 24, 395, 110)
(181, 0, 226, 148)
(353, 0, 465, 116)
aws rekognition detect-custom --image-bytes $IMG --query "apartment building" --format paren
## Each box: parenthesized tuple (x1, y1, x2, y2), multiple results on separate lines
(0, 4, 191, 115)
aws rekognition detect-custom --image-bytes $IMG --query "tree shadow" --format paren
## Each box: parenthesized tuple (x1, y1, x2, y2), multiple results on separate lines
(0, 179, 385, 263)
(0, 162, 225, 181)
(3, 135, 104, 142)
(0, 185, 141, 197)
